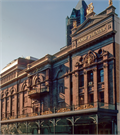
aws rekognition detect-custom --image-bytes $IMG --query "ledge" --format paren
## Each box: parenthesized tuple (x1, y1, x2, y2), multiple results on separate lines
(0, 107, 118, 124)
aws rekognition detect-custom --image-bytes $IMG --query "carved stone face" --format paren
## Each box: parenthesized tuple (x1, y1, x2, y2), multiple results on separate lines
(85, 53, 94, 65)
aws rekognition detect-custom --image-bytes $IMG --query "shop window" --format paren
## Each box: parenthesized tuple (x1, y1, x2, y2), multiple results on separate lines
(79, 75, 84, 87)
(98, 69, 104, 82)
(80, 95, 84, 105)
(88, 70, 93, 82)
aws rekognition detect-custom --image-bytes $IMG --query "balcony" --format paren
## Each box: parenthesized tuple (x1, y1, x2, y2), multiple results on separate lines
(1, 102, 116, 121)
(28, 88, 49, 99)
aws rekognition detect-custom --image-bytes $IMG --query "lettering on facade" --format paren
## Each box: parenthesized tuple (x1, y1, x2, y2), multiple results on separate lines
(77, 26, 107, 44)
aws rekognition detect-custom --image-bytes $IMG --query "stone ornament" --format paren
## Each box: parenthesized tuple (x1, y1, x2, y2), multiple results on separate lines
(84, 51, 97, 66)
(109, 0, 112, 6)
(75, 50, 97, 68)
(86, 3, 94, 15)
(73, 20, 77, 28)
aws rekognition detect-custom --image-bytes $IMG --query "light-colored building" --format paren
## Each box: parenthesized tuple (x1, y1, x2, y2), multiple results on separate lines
(0, 0, 120, 134)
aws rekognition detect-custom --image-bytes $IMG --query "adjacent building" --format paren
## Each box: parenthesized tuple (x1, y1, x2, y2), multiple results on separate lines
(0, 0, 120, 134)
(66, 0, 87, 46)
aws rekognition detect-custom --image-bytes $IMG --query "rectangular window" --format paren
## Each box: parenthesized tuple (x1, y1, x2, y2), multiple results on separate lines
(79, 75, 84, 87)
(88, 70, 93, 82)
(98, 69, 104, 82)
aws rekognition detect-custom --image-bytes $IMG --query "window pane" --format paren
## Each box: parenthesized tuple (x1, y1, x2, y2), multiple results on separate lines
(79, 75, 84, 87)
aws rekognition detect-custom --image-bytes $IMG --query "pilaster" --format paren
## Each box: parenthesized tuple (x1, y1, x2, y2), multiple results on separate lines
(93, 67, 98, 105)
(72, 72, 79, 106)
(103, 62, 109, 104)
(4, 98, 6, 117)
(14, 94, 17, 116)
(9, 96, 11, 116)
(84, 70, 88, 104)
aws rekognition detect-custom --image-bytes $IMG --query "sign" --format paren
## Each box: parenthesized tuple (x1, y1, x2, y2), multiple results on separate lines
(77, 25, 107, 44)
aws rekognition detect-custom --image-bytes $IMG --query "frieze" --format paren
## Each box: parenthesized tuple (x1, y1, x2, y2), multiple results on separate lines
(77, 25, 107, 44)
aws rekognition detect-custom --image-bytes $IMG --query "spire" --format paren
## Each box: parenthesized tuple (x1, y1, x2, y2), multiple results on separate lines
(75, 0, 82, 10)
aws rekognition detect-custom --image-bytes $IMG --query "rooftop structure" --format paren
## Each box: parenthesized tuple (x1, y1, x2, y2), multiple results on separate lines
(66, 0, 87, 46)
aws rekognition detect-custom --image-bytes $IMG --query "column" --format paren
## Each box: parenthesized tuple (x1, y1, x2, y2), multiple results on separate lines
(84, 70, 88, 104)
(38, 120, 40, 134)
(103, 62, 109, 104)
(96, 114, 98, 135)
(72, 116, 74, 134)
(26, 121, 28, 134)
(93, 67, 98, 107)
(53, 119, 55, 134)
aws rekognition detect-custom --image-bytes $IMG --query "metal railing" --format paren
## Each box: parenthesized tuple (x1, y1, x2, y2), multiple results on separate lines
(1, 102, 115, 121)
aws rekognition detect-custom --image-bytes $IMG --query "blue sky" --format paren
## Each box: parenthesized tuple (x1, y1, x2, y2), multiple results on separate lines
(0, 0, 120, 70)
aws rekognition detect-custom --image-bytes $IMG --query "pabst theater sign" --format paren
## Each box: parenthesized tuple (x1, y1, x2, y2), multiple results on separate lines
(77, 25, 107, 44)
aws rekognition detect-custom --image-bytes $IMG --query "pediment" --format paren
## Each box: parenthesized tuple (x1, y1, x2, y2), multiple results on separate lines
(72, 14, 107, 36)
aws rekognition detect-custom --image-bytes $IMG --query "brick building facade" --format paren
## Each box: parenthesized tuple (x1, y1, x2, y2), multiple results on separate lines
(0, 1, 120, 134)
